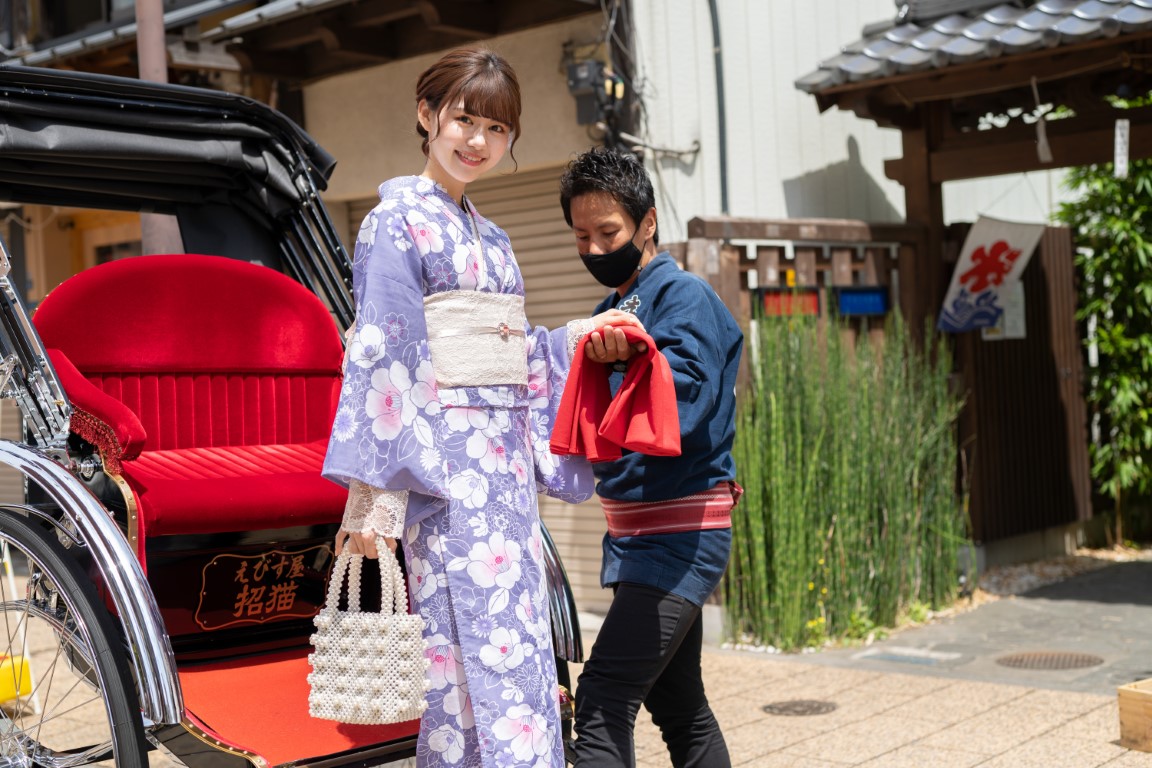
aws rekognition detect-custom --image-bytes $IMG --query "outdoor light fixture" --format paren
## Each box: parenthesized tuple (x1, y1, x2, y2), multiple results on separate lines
(566, 58, 623, 126)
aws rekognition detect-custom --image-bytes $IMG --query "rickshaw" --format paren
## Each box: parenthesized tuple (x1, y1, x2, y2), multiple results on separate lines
(0, 65, 583, 767)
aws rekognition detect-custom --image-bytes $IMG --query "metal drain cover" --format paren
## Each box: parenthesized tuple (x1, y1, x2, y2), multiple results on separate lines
(995, 651, 1104, 670)
(762, 699, 838, 716)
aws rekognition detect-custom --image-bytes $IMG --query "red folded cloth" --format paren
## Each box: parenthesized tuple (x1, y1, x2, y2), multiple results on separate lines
(550, 326, 681, 463)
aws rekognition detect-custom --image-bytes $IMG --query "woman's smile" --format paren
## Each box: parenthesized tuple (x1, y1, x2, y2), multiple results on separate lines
(456, 149, 485, 167)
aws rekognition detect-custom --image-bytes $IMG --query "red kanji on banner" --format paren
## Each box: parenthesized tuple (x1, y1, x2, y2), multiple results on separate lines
(958, 240, 1021, 293)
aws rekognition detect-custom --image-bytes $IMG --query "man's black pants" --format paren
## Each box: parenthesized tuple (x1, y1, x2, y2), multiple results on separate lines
(573, 583, 731, 767)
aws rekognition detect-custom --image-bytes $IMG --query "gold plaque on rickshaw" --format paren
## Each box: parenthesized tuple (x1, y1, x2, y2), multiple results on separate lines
(196, 545, 334, 630)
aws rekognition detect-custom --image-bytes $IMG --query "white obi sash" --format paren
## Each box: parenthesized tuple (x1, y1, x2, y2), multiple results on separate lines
(424, 291, 528, 387)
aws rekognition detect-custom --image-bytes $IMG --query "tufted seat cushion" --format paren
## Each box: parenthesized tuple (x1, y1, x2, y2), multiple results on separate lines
(120, 440, 347, 535)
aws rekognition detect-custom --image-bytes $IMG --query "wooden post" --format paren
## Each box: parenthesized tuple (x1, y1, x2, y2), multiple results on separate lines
(686, 237, 743, 310)
(899, 106, 947, 343)
(136, 0, 184, 254)
(686, 237, 747, 389)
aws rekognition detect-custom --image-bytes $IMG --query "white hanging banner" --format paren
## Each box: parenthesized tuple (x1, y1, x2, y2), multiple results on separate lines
(980, 281, 1027, 341)
(937, 215, 1045, 333)
(1116, 118, 1130, 179)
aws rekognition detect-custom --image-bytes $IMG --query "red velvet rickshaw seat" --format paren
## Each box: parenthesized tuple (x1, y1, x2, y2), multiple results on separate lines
(32, 254, 347, 559)
(34, 258, 415, 764)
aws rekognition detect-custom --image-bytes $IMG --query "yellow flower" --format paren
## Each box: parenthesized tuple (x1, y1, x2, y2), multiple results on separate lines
(808, 581, 815, 591)
(821, 587, 828, 595)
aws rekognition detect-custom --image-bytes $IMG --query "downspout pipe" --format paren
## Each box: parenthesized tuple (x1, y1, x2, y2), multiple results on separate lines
(707, 0, 730, 215)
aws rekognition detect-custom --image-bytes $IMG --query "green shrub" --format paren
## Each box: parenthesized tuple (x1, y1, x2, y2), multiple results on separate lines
(1055, 159, 1152, 543)
(725, 310, 968, 650)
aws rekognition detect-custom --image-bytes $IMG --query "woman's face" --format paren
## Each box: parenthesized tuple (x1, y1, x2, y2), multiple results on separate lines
(419, 99, 511, 200)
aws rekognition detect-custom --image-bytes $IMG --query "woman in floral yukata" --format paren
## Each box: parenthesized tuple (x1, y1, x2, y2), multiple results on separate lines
(322, 47, 641, 768)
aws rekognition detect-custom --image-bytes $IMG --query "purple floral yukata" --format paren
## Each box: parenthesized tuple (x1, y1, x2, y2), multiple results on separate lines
(323, 175, 593, 768)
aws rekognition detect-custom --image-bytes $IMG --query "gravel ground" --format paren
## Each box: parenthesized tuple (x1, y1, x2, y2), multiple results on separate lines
(975, 544, 1152, 597)
(904, 543, 1152, 628)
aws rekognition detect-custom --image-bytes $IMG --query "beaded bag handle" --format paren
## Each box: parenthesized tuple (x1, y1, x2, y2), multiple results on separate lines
(321, 538, 407, 617)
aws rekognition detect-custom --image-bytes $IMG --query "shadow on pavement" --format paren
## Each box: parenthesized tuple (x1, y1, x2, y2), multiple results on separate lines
(1019, 561, 1152, 607)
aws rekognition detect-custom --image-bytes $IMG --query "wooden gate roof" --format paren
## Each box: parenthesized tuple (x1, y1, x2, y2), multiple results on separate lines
(793, 0, 1152, 327)
(795, 0, 1152, 181)
(794, 2, 1105, 542)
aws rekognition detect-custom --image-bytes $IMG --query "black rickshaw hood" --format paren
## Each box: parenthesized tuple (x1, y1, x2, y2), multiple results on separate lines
(0, 64, 353, 326)
(0, 64, 334, 215)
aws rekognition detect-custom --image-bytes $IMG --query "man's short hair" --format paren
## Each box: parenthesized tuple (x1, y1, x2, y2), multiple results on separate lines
(559, 147, 659, 246)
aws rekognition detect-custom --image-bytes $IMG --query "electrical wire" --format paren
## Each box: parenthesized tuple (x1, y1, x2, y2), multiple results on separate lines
(592, 0, 688, 238)
(1, 208, 61, 232)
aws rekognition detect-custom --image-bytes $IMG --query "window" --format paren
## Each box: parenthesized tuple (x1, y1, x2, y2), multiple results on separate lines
(95, 240, 142, 264)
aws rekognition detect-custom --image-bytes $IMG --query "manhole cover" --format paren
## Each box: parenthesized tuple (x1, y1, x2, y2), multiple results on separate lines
(995, 651, 1104, 670)
(762, 699, 838, 716)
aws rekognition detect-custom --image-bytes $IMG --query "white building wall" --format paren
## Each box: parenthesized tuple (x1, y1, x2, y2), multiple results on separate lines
(944, 170, 1074, 228)
(629, 0, 1071, 239)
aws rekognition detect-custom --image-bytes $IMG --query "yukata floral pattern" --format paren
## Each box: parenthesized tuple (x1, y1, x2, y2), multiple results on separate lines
(323, 176, 593, 768)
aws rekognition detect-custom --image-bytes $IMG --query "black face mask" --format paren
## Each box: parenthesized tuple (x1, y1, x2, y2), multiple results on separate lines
(580, 231, 645, 288)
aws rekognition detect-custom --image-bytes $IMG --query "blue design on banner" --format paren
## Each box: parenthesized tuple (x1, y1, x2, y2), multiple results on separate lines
(937, 289, 1003, 332)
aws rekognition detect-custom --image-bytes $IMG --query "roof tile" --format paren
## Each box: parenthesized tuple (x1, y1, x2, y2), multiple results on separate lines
(1016, 7, 1062, 31)
(1051, 13, 1107, 37)
(841, 54, 889, 81)
(941, 31, 1004, 60)
(982, 3, 1029, 24)
(910, 28, 955, 49)
(885, 23, 926, 43)
(933, 13, 975, 33)
(794, 68, 840, 94)
(964, 18, 1011, 40)
(889, 44, 938, 71)
(795, 0, 1152, 95)
(994, 24, 1051, 51)
(1115, 3, 1152, 27)
(1036, 0, 1083, 11)
(6, 0, 249, 66)
(862, 37, 906, 58)
(1074, 0, 1126, 17)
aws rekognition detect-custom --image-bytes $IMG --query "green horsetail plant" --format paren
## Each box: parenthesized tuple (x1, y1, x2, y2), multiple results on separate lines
(725, 307, 967, 650)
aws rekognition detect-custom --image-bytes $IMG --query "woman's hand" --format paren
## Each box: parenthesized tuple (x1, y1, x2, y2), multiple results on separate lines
(335, 529, 397, 559)
(340, 324, 355, 376)
(585, 309, 648, 364)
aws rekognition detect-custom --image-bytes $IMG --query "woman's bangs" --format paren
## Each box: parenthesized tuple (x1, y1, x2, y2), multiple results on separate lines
(458, 74, 520, 134)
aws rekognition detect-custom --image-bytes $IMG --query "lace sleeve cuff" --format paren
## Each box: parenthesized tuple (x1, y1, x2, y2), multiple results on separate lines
(341, 480, 408, 539)
(566, 318, 596, 361)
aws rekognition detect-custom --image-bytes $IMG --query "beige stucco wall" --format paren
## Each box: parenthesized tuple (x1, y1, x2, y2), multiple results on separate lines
(303, 12, 604, 202)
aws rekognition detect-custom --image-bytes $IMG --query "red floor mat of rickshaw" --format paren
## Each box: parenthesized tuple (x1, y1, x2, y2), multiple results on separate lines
(177, 647, 416, 766)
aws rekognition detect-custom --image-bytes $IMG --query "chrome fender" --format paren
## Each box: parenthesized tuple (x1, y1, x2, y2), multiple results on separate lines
(540, 521, 583, 663)
(0, 440, 182, 725)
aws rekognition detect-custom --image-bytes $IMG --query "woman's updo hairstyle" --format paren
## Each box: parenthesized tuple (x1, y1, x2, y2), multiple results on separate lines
(415, 47, 522, 165)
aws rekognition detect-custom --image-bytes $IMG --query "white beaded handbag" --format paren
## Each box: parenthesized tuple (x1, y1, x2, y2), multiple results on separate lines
(307, 541, 430, 725)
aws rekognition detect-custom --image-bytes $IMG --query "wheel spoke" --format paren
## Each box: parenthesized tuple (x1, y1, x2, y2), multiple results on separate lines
(0, 522, 144, 767)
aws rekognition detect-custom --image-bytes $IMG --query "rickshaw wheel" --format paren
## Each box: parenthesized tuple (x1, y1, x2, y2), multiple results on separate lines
(0, 513, 147, 768)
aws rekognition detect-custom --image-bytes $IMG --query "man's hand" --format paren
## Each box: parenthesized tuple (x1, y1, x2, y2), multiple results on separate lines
(585, 309, 647, 364)
(335, 529, 398, 559)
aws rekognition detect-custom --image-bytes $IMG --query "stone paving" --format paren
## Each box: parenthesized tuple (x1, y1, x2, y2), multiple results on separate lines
(602, 649, 1152, 767)
(577, 558, 1152, 767)
(54, 558, 1152, 766)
